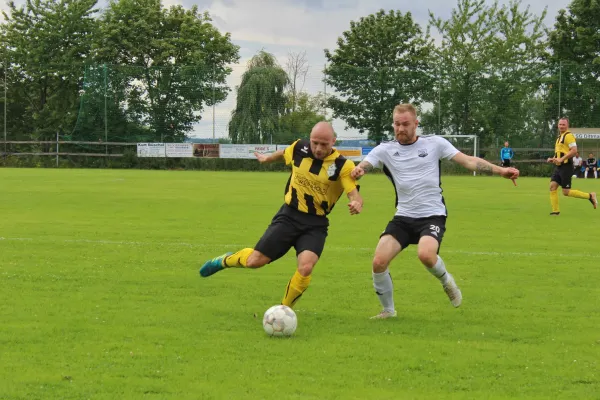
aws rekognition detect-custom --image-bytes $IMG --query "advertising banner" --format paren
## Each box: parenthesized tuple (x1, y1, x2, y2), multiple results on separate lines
(219, 144, 277, 159)
(337, 147, 363, 162)
(137, 143, 165, 157)
(192, 144, 219, 158)
(165, 143, 193, 158)
(574, 133, 600, 139)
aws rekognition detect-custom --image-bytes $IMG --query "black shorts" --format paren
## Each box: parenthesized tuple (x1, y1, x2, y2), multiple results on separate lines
(586, 165, 597, 170)
(381, 215, 447, 250)
(501, 159, 511, 167)
(551, 165, 573, 189)
(254, 204, 329, 262)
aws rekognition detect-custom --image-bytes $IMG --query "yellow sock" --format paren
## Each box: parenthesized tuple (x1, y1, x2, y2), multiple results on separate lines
(567, 189, 590, 200)
(550, 190, 560, 213)
(224, 248, 253, 268)
(281, 270, 312, 308)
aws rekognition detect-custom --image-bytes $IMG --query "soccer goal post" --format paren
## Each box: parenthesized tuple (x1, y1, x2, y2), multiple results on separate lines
(421, 134, 479, 176)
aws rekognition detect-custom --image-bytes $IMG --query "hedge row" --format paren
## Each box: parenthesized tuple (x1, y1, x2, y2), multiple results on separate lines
(0, 151, 554, 177)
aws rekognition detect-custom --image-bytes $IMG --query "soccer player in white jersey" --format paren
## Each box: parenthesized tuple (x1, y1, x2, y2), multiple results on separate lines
(351, 104, 520, 319)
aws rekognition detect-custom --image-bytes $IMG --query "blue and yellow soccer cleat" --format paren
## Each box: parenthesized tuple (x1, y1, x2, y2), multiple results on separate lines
(199, 252, 232, 277)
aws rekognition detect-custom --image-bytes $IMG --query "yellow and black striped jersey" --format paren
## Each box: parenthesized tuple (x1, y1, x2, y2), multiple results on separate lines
(554, 130, 576, 165)
(282, 139, 358, 216)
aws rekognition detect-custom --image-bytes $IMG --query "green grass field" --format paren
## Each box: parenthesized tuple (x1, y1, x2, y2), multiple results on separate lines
(1, 168, 599, 399)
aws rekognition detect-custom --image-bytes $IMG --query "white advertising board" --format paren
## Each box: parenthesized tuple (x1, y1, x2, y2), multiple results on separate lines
(137, 143, 165, 157)
(165, 143, 193, 158)
(219, 144, 278, 159)
(574, 133, 600, 139)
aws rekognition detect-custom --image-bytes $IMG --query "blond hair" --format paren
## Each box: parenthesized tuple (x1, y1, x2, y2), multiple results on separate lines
(393, 104, 418, 118)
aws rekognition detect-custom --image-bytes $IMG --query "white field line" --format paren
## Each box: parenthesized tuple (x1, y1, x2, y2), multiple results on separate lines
(1, 236, 598, 259)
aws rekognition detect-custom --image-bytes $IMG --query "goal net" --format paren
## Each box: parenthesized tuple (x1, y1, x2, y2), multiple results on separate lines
(421, 134, 479, 175)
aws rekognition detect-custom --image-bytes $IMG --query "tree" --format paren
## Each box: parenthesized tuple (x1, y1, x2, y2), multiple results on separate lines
(94, 0, 239, 142)
(278, 92, 327, 144)
(547, 0, 600, 129)
(324, 9, 434, 144)
(228, 50, 289, 144)
(285, 51, 309, 112)
(479, 1, 547, 146)
(425, 0, 547, 147)
(1, 0, 98, 143)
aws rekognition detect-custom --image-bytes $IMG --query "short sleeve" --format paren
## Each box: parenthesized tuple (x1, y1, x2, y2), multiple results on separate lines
(283, 140, 299, 165)
(437, 137, 460, 160)
(339, 159, 358, 194)
(363, 145, 386, 168)
(565, 133, 577, 148)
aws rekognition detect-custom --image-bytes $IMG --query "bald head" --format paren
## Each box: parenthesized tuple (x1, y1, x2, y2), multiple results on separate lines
(309, 121, 336, 159)
(311, 121, 335, 140)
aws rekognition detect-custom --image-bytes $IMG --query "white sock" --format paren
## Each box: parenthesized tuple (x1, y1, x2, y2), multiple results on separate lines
(426, 256, 450, 285)
(373, 269, 395, 312)
(595, 170, 597, 179)
(585, 170, 588, 178)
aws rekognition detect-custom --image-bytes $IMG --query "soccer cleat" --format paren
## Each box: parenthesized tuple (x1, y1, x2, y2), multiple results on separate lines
(370, 310, 397, 319)
(589, 192, 597, 209)
(443, 274, 462, 308)
(549, 212, 560, 216)
(199, 252, 232, 277)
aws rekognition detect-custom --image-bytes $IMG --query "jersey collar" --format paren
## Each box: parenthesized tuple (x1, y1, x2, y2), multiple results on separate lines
(397, 136, 419, 146)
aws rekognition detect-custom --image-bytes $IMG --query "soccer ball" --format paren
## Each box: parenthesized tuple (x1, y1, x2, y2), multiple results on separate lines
(262, 305, 297, 337)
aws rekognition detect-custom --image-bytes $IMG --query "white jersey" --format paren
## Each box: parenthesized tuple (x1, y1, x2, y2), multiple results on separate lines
(364, 136, 460, 218)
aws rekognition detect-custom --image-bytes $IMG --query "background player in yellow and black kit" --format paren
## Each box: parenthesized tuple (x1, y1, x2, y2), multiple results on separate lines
(199, 121, 363, 308)
(547, 118, 597, 215)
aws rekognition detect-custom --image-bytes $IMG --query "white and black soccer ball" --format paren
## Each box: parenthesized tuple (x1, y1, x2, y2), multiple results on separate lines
(262, 305, 297, 337)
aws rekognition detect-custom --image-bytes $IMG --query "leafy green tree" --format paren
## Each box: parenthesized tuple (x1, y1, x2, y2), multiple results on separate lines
(424, 0, 496, 138)
(277, 92, 327, 144)
(228, 51, 289, 144)
(95, 0, 239, 142)
(425, 0, 547, 147)
(1, 0, 98, 142)
(480, 1, 547, 145)
(324, 9, 434, 144)
(547, 0, 600, 128)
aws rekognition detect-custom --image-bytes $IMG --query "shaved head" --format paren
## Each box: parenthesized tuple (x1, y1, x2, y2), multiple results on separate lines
(309, 121, 336, 159)
(310, 121, 335, 140)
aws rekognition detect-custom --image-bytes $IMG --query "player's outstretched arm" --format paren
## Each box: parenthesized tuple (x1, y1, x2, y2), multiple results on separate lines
(254, 150, 284, 163)
(346, 188, 363, 215)
(451, 152, 519, 181)
(350, 160, 374, 180)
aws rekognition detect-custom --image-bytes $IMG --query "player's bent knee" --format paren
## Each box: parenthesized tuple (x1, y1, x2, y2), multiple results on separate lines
(562, 189, 570, 196)
(372, 255, 390, 273)
(246, 252, 269, 268)
(417, 250, 437, 268)
(297, 263, 315, 276)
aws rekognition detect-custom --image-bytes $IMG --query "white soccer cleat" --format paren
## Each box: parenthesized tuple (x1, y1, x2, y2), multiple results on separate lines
(443, 274, 462, 308)
(370, 310, 397, 319)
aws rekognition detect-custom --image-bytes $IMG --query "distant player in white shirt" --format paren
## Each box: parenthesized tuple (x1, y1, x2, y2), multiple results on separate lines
(351, 104, 520, 319)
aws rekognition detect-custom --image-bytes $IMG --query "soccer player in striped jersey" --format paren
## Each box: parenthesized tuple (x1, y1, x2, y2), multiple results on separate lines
(199, 121, 363, 309)
(351, 104, 520, 319)
(547, 119, 597, 215)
